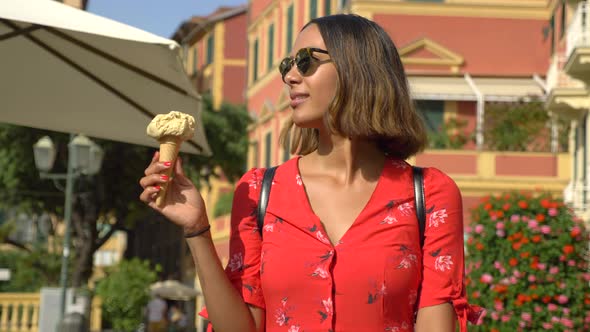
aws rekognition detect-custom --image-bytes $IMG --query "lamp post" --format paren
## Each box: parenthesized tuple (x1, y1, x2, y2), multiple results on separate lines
(33, 134, 104, 324)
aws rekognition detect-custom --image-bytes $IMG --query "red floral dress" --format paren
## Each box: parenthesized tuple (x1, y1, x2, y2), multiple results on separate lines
(201, 156, 484, 331)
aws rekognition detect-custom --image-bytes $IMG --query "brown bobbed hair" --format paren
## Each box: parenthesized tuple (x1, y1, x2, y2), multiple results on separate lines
(279, 14, 427, 160)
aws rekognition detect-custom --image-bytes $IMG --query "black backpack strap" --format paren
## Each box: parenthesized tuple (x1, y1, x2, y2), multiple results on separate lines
(412, 166, 426, 247)
(257, 166, 278, 236)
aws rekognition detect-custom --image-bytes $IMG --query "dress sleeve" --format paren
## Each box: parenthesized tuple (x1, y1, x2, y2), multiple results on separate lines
(417, 168, 485, 331)
(199, 168, 266, 323)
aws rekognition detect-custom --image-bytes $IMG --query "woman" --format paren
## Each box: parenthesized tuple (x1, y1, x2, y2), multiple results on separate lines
(140, 14, 483, 332)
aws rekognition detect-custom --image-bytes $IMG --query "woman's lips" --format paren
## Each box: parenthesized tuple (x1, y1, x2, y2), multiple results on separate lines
(290, 95, 309, 108)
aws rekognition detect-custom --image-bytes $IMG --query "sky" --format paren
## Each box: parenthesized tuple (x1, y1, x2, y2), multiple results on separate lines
(87, 0, 246, 38)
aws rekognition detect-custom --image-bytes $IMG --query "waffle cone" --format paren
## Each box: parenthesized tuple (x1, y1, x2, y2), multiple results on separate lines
(156, 136, 182, 207)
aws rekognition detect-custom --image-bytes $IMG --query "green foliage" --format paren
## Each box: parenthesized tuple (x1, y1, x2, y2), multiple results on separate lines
(213, 191, 234, 218)
(95, 259, 160, 331)
(484, 101, 551, 152)
(184, 93, 252, 185)
(428, 117, 470, 149)
(466, 192, 590, 331)
(0, 246, 63, 292)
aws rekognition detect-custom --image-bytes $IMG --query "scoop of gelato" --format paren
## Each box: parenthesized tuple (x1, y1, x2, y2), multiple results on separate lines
(146, 111, 196, 141)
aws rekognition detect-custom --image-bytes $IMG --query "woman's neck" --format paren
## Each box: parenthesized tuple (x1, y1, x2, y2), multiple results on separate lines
(304, 132, 385, 185)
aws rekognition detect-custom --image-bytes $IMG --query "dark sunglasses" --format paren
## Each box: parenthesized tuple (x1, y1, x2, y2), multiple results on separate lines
(278, 47, 329, 82)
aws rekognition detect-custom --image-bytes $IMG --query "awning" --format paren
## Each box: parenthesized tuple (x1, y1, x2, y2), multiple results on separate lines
(409, 76, 546, 102)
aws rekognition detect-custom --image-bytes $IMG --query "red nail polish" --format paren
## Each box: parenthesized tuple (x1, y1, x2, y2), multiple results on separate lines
(163, 161, 172, 167)
(154, 185, 161, 190)
(160, 175, 169, 180)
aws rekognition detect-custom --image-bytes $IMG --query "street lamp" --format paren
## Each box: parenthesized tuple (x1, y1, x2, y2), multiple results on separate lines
(33, 134, 104, 324)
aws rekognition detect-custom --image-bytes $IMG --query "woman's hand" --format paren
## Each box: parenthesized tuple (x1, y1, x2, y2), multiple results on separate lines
(139, 151, 208, 233)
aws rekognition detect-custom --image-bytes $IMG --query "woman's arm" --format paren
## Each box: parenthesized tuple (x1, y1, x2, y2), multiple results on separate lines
(139, 153, 264, 332)
(415, 302, 456, 332)
(186, 229, 265, 332)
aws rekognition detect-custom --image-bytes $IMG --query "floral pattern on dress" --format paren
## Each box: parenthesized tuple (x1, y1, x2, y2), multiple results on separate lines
(264, 217, 284, 233)
(318, 298, 333, 322)
(368, 279, 388, 304)
(228, 252, 244, 272)
(275, 297, 294, 327)
(380, 200, 399, 224)
(435, 255, 454, 272)
(429, 207, 448, 228)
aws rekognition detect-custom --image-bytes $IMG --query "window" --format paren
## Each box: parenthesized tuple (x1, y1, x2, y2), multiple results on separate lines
(265, 132, 272, 167)
(310, 0, 318, 19)
(251, 141, 259, 167)
(286, 5, 294, 53)
(268, 24, 275, 70)
(206, 34, 214, 65)
(339, 0, 346, 10)
(192, 46, 198, 74)
(416, 100, 444, 132)
(324, 0, 331, 16)
(253, 39, 259, 82)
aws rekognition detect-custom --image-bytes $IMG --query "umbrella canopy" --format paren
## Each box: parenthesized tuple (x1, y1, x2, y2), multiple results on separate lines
(150, 280, 199, 301)
(0, 0, 211, 155)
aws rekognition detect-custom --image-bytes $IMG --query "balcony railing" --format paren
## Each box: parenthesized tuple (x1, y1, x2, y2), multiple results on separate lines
(567, 1, 590, 58)
(564, 180, 590, 216)
(546, 55, 586, 90)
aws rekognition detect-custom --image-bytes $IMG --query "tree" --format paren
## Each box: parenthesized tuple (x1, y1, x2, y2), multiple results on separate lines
(95, 258, 159, 331)
(0, 95, 251, 289)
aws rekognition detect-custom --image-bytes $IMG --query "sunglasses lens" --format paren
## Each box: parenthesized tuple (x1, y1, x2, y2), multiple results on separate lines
(279, 58, 292, 79)
(295, 49, 311, 75)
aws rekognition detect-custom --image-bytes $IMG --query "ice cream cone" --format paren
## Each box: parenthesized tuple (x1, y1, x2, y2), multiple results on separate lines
(156, 135, 182, 207)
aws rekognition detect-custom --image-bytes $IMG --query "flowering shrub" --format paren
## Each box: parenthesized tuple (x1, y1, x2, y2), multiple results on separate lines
(465, 191, 590, 331)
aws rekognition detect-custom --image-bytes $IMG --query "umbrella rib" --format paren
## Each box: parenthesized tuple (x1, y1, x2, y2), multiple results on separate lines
(0, 21, 43, 42)
(1, 20, 204, 153)
(44, 26, 191, 97)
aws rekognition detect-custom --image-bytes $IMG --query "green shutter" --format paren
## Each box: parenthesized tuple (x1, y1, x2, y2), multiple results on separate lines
(286, 5, 294, 53)
(310, 0, 318, 19)
(416, 100, 444, 132)
(550, 14, 555, 55)
(559, 2, 566, 40)
(253, 39, 259, 81)
(252, 141, 259, 168)
(268, 24, 275, 70)
(206, 34, 214, 65)
(324, 0, 331, 16)
(265, 132, 272, 167)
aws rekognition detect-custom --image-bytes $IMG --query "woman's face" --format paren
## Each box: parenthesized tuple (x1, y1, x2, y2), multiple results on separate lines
(283, 24, 338, 129)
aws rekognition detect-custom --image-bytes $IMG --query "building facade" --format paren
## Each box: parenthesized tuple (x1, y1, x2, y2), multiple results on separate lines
(546, 0, 590, 224)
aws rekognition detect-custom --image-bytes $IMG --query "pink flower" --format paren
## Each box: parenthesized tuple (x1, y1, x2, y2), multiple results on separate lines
(528, 220, 538, 229)
(563, 308, 570, 315)
(528, 275, 536, 282)
(551, 316, 560, 323)
(509, 276, 518, 285)
(494, 261, 502, 269)
(541, 225, 551, 234)
(542, 323, 553, 329)
(496, 230, 505, 237)
(510, 214, 520, 222)
(475, 224, 484, 234)
(557, 295, 569, 304)
(548, 208, 558, 216)
(494, 301, 504, 311)
(561, 318, 574, 328)
(501, 315, 511, 322)
(496, 222, 505, 230)
(548, 303, 558, 311)
(521, 312, 532, 322)
(537, 263, 546, 270)
(513, 270, 522, 278)
(465, 226, 472, 234)
(480, 273, 493, 284)
(583, 273, 590, 281)
(568, 260, 576, 267)
(549, 266, 559, 274)
(535, 306, 542, 313)
(491, 312, 499, 320)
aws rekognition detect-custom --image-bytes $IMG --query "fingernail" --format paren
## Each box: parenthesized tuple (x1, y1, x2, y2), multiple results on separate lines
(160, 175, 169, 181)
(163, 161, 172, 167)
(154, 185, 161, 190)
(153, 151, 157, 158)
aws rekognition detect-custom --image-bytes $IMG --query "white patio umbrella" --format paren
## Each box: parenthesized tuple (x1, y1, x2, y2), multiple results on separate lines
(150, 280, 199, 301)
(0, 0, 211, 155)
